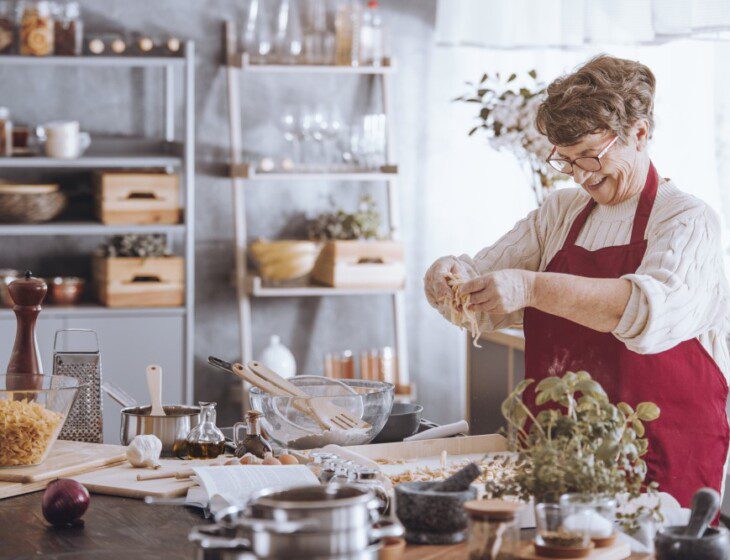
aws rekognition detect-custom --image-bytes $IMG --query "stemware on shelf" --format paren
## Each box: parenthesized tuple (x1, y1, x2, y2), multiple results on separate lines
(273, 0, 303, 64)
(242, 0, 272, 63)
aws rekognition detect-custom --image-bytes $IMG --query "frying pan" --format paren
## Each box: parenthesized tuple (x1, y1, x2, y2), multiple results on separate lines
(372, 402, 423, 443)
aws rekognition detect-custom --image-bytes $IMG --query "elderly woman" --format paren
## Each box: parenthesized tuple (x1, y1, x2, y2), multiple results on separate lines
(424, 55, 729, 506)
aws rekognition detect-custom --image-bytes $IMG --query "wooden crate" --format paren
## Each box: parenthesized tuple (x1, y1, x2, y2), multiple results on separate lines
(94, 171, 180, 225)
(93, 256, 184, 307)
(311, 240, 405, 288)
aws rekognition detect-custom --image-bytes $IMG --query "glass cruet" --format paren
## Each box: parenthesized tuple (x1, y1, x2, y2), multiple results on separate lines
(185, 402, 226, 459)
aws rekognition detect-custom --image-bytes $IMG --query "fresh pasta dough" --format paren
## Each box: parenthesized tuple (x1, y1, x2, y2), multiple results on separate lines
(440, 273, 482, 347)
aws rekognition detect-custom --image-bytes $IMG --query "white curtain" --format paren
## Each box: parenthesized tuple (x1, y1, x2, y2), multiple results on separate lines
(436, 0, 730, 49)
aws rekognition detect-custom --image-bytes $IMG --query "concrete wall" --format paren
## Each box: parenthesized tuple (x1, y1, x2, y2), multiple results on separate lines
(0, 0, 464, 426)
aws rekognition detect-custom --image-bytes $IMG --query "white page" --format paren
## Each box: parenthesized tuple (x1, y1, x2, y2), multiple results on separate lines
(193, 465, 319, 505)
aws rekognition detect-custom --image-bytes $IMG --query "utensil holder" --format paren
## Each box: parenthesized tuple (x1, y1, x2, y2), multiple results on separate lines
(53, 329, 103, 443)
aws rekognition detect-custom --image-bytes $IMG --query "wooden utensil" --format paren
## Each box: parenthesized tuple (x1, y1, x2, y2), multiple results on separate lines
(207, 356, 329, 430)
(146, 365, 165, 416)
(248, 360, 371, 431)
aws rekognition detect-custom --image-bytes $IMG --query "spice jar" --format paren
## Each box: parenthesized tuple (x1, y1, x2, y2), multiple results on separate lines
(464, 499, 522, 560)
(19, 0, 54, 56)
(233, 410, 272, 459)
(54, 1, 82, 55)
(0, 1, 14, 54)
(184, 402, 226, 459)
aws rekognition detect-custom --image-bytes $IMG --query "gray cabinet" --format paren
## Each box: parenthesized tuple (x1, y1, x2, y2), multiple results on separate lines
(0, 313, 184, 445)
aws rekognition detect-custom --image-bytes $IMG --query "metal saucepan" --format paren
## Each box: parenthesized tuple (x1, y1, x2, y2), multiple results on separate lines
(372, 402, 423, 443)
(120, 404, 200, 457)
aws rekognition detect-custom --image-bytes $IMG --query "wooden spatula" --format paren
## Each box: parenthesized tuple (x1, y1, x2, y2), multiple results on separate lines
(247, 361, 371, 431)
(146, 365, 165, 416)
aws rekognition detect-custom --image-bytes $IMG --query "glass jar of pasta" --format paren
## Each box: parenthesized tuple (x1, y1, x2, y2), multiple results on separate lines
(465, 499, 522, 560)
(19, 0, 54, 56)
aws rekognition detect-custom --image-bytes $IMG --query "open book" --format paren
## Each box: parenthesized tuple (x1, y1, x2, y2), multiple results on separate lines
(185, 465, 319, 513)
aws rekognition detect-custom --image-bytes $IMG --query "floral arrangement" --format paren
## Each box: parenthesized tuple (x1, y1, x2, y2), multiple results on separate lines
(456, 70, 565, 206)
(307, 195, 382, 241)
(483, 371, 662, 530)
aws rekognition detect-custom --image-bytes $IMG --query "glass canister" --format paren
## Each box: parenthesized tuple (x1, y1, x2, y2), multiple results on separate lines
(535, 502, 591, 550)
(19, 0, 54, 56)
(464, 499, 522, 560)
(184, 402, 226, 459)
(559, 493, 616, 543)
(54, 1, 82, 55)
(0, 1, 14, 54)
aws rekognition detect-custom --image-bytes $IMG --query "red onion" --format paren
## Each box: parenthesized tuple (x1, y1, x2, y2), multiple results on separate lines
(42, 479, 90, 527)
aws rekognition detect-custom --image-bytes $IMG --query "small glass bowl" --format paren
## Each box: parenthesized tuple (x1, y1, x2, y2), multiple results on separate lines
(535, 503, 591, 550)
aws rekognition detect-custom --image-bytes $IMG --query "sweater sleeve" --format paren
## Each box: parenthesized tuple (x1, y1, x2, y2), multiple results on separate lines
(613, 202, 730, 354)
(454, 204, 546, 332)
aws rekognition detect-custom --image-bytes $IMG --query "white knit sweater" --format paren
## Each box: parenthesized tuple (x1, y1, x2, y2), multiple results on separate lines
(456, 181, 730, 382)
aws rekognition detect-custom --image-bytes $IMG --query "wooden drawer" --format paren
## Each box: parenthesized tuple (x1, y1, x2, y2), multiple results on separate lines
(93, 256, 184, 308)
(94, 171, 180, 225)
(311, 240, 405, 288)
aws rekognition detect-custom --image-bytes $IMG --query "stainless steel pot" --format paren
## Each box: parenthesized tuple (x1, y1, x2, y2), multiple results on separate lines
(120, 404, 200, 457)
(246, 484, 381, 531)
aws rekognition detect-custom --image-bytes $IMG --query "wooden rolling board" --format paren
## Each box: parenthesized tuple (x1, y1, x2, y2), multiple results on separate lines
(0, 441, 128, 483)
(0, 479, 48, 500)
(71, 458, 220, 499)
(517, 541, 631, 560)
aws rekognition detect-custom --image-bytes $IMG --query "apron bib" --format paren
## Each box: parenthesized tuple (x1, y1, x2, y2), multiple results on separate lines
(523, 164, 729, 507)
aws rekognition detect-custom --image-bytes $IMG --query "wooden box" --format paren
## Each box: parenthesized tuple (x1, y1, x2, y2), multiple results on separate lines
(94, 171, 180, 225)
(93, 256, 184, 308)
(311, 240, 405, 288)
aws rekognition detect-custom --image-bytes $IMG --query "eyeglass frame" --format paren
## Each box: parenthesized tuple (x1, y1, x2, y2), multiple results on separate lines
(546, 135, 619, 175)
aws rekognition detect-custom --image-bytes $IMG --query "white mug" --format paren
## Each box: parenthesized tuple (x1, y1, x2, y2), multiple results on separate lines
(40, 121, 90, 159)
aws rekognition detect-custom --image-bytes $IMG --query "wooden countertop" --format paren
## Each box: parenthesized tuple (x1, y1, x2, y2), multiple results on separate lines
(1, 492, 651, 559)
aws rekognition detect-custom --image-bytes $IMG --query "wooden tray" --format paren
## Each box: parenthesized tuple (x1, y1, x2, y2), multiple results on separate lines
(517, 541, 630, 560)
(0, 441, 127, 483)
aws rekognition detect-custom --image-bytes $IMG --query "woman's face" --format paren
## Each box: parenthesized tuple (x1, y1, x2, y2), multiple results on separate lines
(554, 122, 649, 206)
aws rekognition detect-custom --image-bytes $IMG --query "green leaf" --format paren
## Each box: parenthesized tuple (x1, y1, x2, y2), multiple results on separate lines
(513, 379, 534, 395)
(535, 391, 550, 406)
(575, 371, 592, 381)
(468, 127, 479, 136)
(480, 73, 489, 83)
(575, 379, 607, 400)
(636, 402, 660, 421)
(528, 69, 537, 79)
(480, 107, 490, 120)
(617, 403, 634, 417)
(507, 73, 517, 82)
(536, 376, 561, 392)
(632, 418, 645, 437)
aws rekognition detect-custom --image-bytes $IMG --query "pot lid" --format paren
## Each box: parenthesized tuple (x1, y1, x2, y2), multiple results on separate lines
(251, 484, 375, 510)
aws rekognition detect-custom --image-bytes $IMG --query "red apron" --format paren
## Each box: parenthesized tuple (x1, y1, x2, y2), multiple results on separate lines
(523, 164, 729, 507)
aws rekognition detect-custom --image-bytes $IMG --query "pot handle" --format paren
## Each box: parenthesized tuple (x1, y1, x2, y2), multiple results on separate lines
(188, 527, 251, 550)
(369, 520, 404, 541)
(236, 517, 321, 534)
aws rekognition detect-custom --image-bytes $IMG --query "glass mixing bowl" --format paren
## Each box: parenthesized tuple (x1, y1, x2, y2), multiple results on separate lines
(0, 374, 81, 467)
(249, 377, 394, 450)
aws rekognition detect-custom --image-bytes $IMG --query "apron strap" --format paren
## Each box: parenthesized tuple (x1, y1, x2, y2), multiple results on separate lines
(562, 161, 660, 250)
(630, 162, 659, 243)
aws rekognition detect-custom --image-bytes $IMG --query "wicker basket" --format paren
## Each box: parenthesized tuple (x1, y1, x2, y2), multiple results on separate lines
(0, 184, 67, 223)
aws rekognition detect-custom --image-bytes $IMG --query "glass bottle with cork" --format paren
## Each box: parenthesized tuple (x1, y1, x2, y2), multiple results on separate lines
(233, 410, 272, 459)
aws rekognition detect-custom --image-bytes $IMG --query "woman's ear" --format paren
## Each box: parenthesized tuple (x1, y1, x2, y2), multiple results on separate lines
(633, 120, 649, 151)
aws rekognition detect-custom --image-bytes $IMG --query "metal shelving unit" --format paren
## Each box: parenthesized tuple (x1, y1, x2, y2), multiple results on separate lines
(0, 47, 196, 403)
(224, 21, 409, 395)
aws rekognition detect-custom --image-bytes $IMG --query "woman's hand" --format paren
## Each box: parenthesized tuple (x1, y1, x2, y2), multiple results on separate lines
(423, 256, 471, 309)
(460, 269, 537, 314)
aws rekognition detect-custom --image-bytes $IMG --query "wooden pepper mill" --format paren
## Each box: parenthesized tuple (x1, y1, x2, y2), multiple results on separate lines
(7, 271, 47, 382)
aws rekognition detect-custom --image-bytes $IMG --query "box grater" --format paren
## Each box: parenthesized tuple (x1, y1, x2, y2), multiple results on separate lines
(53, 329, 103, 443)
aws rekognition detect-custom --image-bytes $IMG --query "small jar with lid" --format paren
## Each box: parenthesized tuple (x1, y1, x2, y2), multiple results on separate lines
(184, 402, 226, 459)
(464, 499, 522, 560)
(54, 1, 82, 55)
(18, 0, 54, 56)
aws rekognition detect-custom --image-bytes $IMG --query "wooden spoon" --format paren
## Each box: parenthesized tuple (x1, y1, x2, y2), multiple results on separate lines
(145, 365, 165, 416)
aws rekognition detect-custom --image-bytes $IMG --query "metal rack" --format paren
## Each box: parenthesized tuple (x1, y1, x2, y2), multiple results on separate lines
(223, 21, 409, 396)
(0, 46, 196, 403)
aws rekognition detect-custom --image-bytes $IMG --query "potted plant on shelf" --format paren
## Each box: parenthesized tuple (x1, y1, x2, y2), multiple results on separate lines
(456, 70, 567, 206)
(309, 195, 405, 289)
(483, 371, 663, 539)
(93, 234, 184, 308)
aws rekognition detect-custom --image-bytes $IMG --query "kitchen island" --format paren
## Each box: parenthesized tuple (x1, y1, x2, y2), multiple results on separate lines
(0, 492, 651, 559)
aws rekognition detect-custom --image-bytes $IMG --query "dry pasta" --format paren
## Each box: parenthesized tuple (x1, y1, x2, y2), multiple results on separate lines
(440, 273, 482, 347)
(0, 398, 63, 466)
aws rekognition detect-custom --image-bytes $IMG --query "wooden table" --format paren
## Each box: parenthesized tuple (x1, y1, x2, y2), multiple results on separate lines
(0, 493, 651, 559)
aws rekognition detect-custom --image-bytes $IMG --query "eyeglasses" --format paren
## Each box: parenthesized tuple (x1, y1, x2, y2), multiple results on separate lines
(546, 136, 618, 174)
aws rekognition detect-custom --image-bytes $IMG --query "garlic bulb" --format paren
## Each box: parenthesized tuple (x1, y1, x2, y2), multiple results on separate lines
(126, 435, 162, 468)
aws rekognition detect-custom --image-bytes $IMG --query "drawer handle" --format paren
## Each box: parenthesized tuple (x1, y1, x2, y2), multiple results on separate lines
(357, 257, 385, 264)
(127, 275, 163, 284)
(123, 191, 160, 200)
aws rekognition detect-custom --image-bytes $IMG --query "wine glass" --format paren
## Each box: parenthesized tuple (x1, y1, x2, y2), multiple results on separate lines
(279, 106, 300, 166)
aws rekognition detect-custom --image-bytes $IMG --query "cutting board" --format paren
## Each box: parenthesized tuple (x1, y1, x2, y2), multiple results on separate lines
(71, 458, 218, 499)
(0, 441, 128, 483)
